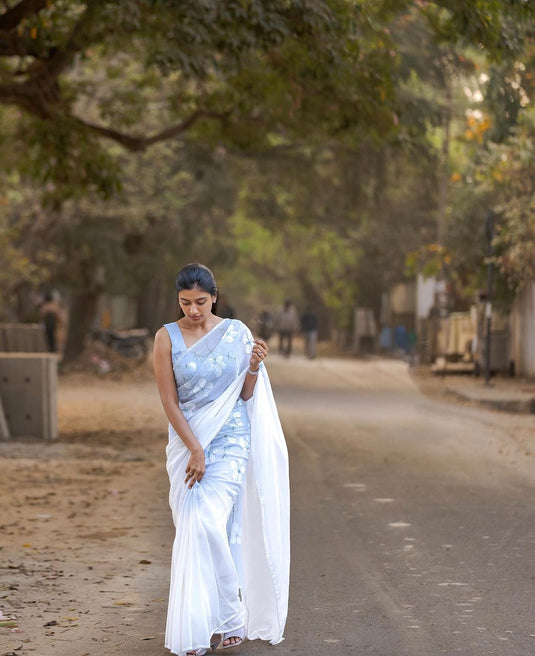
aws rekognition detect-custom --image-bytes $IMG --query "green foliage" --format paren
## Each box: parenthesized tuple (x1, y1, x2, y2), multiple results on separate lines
(49, 140, 237, 296)
(421, 0, 535, 59)
(1, 0, 535, 349)
(0, 176, 55, 319)
(0, 0, 402, 199)
(225, 138, 438, 328)
(230, 204, 357, 330)
(0, 216, 40, 320)
(406, 244, 452, 279)
(484, 108, 535, 289)
(21, 116, 122, 202)
(439, 103, 535, 311)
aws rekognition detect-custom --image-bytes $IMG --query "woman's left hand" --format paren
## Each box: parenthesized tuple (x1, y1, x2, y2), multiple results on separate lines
(250, 338, 268, 371)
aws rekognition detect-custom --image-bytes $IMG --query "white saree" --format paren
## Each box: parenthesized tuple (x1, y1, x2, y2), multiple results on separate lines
(163, 319, 290, 656)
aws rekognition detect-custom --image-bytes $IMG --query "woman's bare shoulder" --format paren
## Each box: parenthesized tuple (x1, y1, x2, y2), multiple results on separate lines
(154, 326, 171, 348)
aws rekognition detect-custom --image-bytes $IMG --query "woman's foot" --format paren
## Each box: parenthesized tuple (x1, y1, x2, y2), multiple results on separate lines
(186, 649, 207, 655)
(221, 626, 245, 650)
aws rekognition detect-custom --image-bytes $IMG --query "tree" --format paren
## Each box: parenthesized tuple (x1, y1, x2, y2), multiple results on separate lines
(15, 139, 238, 360)
(460, 107, 535, 298)
(3, 1, 531, 195)
(2, 0, 535, 359)
(0, 0, 404, 200)
(441, 27, 535, 309)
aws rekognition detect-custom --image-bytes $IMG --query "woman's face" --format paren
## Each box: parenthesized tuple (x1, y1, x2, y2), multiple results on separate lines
(178, 286, 216, 325)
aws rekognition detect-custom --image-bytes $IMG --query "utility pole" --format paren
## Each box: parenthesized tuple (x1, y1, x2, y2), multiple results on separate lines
(484, 210, 494, 386)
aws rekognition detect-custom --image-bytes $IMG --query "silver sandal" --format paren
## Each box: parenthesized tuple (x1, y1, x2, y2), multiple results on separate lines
(221, 626, 245, 650)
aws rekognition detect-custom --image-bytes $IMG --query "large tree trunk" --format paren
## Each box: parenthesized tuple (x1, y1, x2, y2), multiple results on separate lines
(62, 291, 99, 363)
(136, 278, 176, 335)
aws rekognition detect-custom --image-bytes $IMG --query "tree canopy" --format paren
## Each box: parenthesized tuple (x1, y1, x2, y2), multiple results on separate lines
(2, 1, 533, 193)
(1, 0, 535, 358)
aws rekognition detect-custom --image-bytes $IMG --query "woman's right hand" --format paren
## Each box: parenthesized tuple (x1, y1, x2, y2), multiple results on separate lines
(185, 448, 206, 488)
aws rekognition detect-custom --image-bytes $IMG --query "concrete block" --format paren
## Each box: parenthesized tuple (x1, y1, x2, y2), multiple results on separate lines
(0, 353, 58, 440)
(0, 393, 10, 440)
(0, 323, 47, 353)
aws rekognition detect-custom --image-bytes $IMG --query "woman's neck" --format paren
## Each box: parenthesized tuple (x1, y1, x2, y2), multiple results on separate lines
(180, 314, 220, 333)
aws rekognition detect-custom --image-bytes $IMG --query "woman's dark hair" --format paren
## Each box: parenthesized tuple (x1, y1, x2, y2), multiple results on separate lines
(175, 263, 218, 318)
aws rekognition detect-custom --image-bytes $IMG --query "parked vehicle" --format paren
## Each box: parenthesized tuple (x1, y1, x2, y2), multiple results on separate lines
(91, 328, 149, 359)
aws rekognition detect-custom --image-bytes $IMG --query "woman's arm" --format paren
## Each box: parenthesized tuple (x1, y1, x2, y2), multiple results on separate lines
(153, 328, 205, 488)
(241, 338, 268, 401)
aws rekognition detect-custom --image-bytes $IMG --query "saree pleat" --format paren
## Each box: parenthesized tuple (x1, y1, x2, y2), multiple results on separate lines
(163, 319, 289, 656)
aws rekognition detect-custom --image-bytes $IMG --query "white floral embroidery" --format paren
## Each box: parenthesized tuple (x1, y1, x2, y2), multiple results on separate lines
(192, 378, 214, 399)
(205, 354, 226, 377)
(187, 361, 197, 372)
(222, 324, 239, 343)
(230, 459, 246, 483)
(230, 522, 242, 545)
(205, 445, 224, 464)
(243, 333, 253, 353)
(231, 411, 244, 428)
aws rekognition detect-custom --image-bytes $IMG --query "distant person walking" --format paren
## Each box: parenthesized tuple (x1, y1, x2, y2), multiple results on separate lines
(39, 292, 64, 353)
(301, 306, 318, 359)
(257, 307, 274, 342)
(278, 300, 299, 358)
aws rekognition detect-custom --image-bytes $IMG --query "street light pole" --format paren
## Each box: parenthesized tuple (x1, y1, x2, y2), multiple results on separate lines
(484, 210, 494, 386)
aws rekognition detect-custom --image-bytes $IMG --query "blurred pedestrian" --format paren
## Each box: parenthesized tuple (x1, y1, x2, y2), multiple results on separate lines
(39, 291, 64, 353)
(257, 306, 274, 342)
(301, 306, 318, 359)
(278, 300, 299, 358)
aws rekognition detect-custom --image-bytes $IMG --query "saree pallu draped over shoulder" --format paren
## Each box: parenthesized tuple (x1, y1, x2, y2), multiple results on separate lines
(163, 319, 290, 656)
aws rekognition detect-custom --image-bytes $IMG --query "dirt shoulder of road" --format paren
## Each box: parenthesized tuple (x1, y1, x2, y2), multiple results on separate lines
(410, 365, 535, 414)
(1, 355, 533, 656)
(409, 366, 472, 406)
(0, 366, 172, 656)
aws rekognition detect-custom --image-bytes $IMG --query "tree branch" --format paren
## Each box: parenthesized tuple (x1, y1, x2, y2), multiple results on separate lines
(0, 71, 232, 143)
(0, 80, 50, 117)
(0, 5, 106, 113)
(44, 4, 102, 80)
(0, 28, 41, 57)
(75, 109, 233, 151)
(0, 0, 47, 31)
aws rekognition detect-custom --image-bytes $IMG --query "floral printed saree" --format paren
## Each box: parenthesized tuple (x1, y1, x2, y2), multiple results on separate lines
(163, 319, 289, 656)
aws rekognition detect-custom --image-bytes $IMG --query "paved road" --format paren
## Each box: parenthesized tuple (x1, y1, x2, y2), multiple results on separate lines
(257, 356, 535, 656)
(2, 356, 534, 656)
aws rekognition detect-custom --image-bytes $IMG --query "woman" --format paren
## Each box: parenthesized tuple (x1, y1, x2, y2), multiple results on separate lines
(153, 263, 290, 656)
